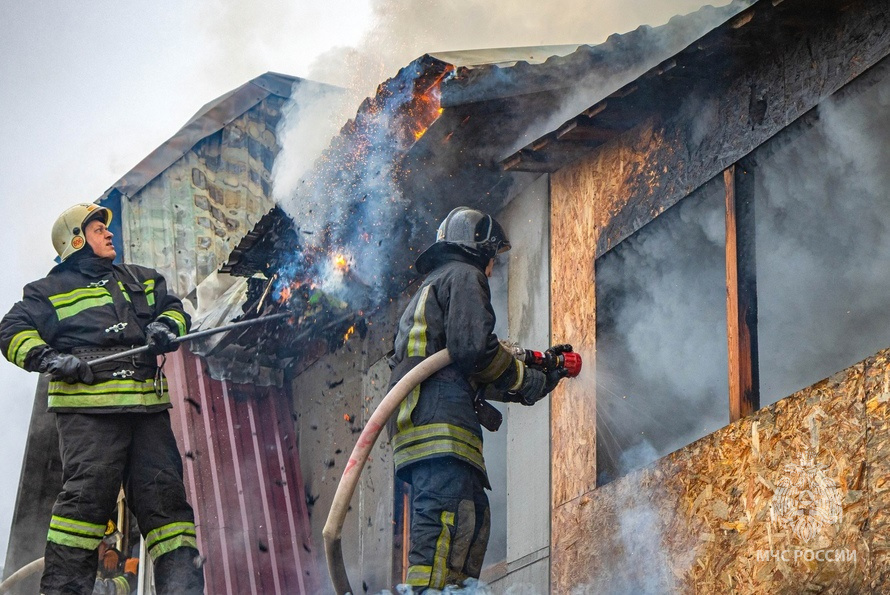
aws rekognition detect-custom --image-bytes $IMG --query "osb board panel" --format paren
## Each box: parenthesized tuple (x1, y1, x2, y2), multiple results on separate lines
(550, 175, 597, 508)
(549, 1, 890, 262)
(864, 348, 890, 589)
(551, 351, 885, 594)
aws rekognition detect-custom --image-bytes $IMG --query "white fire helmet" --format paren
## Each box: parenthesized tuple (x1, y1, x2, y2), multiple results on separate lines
(51, 203, 113, 261)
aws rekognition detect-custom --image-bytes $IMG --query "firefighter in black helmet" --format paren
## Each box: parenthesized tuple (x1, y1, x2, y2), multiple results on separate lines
(0, 203, 204, 594)
(389, 206, 563, 591)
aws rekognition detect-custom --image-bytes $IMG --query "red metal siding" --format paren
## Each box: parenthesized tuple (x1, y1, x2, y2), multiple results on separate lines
(166, 350, 317, 594)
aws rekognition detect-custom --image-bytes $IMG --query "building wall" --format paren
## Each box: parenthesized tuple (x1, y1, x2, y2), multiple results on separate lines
(552, 345, 890, 592)
(548, 5, 890, 590)
(166, 349, 318, 594)
(486, 174, 552, 593)
(290, 300, 403, 594)
(121, 94, 285, 297)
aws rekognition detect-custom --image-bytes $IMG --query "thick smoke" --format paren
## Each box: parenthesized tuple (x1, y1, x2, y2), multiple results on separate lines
(756, 70, 890, 405)
(596, 179, 728, 483)
(269, 0, 753, 311)
(595, 64, 890, 483)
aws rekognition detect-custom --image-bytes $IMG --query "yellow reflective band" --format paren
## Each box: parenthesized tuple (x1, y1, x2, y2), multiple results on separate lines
(406, 565, 433, 587)
(148, 534, 198, 558)
(48, 378, 168, 409)
(146, 521, 196, 549)
(158, 310, 187, 336)
(396, 385, 421, 433)
(117, 282, 132, 303)
(7, 329, 46, 367)
(406, 286, 430, 357)
(146, 521, 197, 558)
(393, 423, 482, 452)
(144, 280, 156, 307)
(47, 528, 102, 551)
(473, 343, 514, 384)
(431, 511, 455, 589)
(48, 286, 114, 321)
(393, 438, 485, 472)
(112, 576, 130, 593)
(50, 515, 106, 537)
(48, 285, 111, 307)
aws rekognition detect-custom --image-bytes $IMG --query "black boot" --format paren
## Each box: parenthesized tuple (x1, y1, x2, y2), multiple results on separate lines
(153, 547, 204, 594)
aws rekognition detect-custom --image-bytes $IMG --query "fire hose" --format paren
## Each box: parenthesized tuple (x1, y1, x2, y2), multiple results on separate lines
(323, 349, 454, 595)
(0, 557, 44, 593)
(323, 344, 582, 594)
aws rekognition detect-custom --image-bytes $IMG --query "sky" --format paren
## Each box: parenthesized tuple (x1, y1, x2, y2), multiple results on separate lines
(0, 0, 730, 574)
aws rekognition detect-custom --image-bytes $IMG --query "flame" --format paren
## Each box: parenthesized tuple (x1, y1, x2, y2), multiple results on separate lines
(344, 325, 356, 342)
(333, 253, 349, 271)
(405, 66, 453, 145)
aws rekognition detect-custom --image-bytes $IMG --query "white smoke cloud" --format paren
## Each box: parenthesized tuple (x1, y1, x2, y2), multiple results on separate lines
(756, 70, 890, 404)
(269, 0, 752, 312)
(595, 179, 729, 482)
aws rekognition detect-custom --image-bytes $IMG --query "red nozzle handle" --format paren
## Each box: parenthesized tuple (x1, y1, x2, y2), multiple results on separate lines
(560, 351, 582, 378)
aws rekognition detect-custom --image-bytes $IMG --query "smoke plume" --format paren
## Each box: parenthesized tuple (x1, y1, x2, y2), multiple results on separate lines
(756, 68, 890, 404)
(595, 178, 729, 484)
(595, 62, 890, 483)
(269, 0, 753, 311)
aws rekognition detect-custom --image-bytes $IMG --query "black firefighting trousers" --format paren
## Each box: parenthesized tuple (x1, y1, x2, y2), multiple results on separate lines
(41, 411, 204, 595)
(405, 458, 491, 592)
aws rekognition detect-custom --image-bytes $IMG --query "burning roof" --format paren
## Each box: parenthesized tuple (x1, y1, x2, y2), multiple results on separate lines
(222, 0, 755, 372)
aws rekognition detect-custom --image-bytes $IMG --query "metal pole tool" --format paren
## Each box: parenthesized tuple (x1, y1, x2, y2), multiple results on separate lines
(87, 311, 293, 367)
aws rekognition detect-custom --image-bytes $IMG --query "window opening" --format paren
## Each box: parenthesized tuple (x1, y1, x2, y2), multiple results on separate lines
(595, 178, 728, 485)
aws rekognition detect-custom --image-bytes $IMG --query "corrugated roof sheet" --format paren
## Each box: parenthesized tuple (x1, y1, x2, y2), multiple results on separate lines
(99, 73, 338, 202)
(428, 45, 583, 69)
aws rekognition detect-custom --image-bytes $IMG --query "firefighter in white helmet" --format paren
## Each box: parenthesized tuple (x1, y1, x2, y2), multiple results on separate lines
(0, 203, 204, 594)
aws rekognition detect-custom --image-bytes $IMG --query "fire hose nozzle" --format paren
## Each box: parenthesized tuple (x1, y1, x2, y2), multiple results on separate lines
(524, 345, 582, 378)
(560, 351, 582, 378)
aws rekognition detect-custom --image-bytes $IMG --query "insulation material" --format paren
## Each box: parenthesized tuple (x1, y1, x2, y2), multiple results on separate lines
(550, 348, 890, 593)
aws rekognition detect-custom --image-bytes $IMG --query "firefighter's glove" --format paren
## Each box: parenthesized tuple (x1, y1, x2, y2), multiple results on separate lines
(508, 367, 548, 406)
(543, 367, 567, 394)
(39, 352, 94, 384)
(145, 321, 179, 354)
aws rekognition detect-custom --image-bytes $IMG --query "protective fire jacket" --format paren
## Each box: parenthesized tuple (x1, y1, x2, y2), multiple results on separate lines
(389, 252, 525, 485)
(0, 254, 189, 413)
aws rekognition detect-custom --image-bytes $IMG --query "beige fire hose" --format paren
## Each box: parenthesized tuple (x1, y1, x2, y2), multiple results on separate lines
(323, 349, 453, 595)
(0, 557, 44, 593)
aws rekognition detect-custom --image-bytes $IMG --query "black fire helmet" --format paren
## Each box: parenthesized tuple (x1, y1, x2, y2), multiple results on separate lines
(414, 206, 511, 275)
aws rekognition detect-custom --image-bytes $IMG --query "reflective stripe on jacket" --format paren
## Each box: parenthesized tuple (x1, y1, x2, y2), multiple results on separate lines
(390, 254, 518, 483)
(0, 255, 189, 413)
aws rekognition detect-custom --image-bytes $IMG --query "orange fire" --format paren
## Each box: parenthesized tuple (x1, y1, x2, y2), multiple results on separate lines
(344, 325, 356, 342)
(333, 253, 349, 271)
(405, 66, 453, 145)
